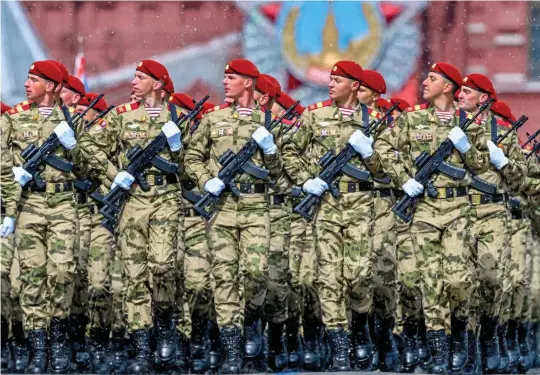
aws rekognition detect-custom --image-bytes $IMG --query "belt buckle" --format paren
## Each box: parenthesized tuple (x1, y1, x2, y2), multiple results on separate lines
(155, 175, 164, 186)
(239, 184, 251, 194)
(437, 188, 446, 199)
(349, 183, 356, 193)
(471, 195, 481, 205)
(46, 184, 55, 194)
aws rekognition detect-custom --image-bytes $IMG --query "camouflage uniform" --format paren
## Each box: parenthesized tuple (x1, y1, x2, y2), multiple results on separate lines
(3, 102, 87, 331)
(79, 100, 186, 331)
(185, 102, 281, 329)
(282, 99, 384, 329)
(371, 103, 489, 333)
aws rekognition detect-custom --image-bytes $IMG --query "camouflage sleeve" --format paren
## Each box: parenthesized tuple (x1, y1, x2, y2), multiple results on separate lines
(68, 116, 89, 178)
(360, 116, 397, 178)
(184, 116, 213, 191)
(521, 158, 540, 196)
(169, 107, 189, 167)
(0, 114, 21, 217)
(499, 131, 527, 190)
(462, 124, 489, 175)
(281, 111, 313, 185)
(373, 114, 412, 188)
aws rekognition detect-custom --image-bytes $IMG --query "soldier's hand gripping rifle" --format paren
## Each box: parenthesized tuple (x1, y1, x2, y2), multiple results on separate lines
(293, 101, 400, 222)
(98, 95, 210, 232)
(469, 115, 528, 194)
(392, 98, 495, 223)
(20, 94, 104, 189)
(193, 101, 300, 221)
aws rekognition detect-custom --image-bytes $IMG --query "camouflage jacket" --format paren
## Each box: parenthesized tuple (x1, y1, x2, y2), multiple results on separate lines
(521, 155, 540, 197)
(1, 102, 88, 188)
(0, 115, 21, 217)
(370, 103, 489, 189)
(281, 99, 384, 187)
(184, 102, 283, 191)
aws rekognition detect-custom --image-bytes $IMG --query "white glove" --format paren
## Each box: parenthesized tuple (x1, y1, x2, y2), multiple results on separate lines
(252, 127, 277, 155)
(487, 141, 509, 170)
(204, 177, 226, 196)
(348, 130, 374, 158)
(402, 178, 424, 197)
(162, 121, 182, 152)
(112, 171, 135, 190)
(0, 217, 15, 238)
(302, 178, 329, 196)
(54, 121, 77, 150)
(12, 167, 33, 186)
(448, 127, 471, 153)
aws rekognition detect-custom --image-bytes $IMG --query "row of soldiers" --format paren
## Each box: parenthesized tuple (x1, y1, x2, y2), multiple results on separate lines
(0, 56, 539, 375)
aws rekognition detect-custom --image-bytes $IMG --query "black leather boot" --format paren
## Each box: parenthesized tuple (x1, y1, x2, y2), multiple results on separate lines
(400, 318, 419, 372)
(128, 329, 153, 374)
(48, 318, 71, 374)
(1, 316, 13, 372)
(25, 329, 48, 374)
(427, 329, 449, 374)
(267, 322, 287, 372)
(11, 319, 30, 373)
(285, 316, 302, 370)
(208, 319, 221, 371)
(498, 321, 510, 373)
(450, 316, 468, 372)
(220, 327, 243, 374)
(418, 317, 432, 370)
(89, 327, 110, 374)
(506, 319, 520, 372)
(378, 316, 400, 372)
(154, 307, 176, 369)
(69, 313, 90, 371)
(518, 321, 533, 372)
(327, 327, 351, 371)
(480, 315, 500, 373)
(302, 317, 322, 371)
(175, 331, 189, 371)
(190, 315, 210, 373)
(531, 320, 540, 368)
(243, 308, 262, 358)
(351, 311, 373, 370)
(463, 329, 479, 375)
(109, 328, 127, 374)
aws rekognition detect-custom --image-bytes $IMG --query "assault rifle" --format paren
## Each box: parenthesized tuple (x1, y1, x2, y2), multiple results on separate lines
(98, 95, 209, 232)
(392, 98, 495, 223)
(470, 115, 528, 194)
(522, 129, 540, 149)
(20, 94, 104, 189)
(293, 101, 399, 222)
(193, 101, 300, 221)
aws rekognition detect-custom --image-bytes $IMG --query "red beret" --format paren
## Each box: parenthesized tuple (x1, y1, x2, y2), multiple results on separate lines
(163, 76, 175, 94)
(65, 75, 86, 96)
(375, 98, 392, 111)
(362, 70, 386, 94)
(462, 73, 497, 100)
(490, 101, 515, 122)
(264, 75, 281, 97)
(331, 60, 363, 82)
(430, 62, 462, 89)
(454, 89, 461, 100)
(136, 60, 169, 82)
(169, 93, 196, 111)
(1, 102, 12, 115)
(225, 59, 260, 78)
(48, 61, 69, 84)
(202, 102, 216, 114)
(78, 92, 108, 112)
(390, 97, 411, 112)
(255, 74, 277, 98)
(275, 92, 305, 115)
(29, 61, 63, 84)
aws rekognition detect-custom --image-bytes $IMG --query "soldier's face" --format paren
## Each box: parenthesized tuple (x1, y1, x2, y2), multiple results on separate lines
(25, 74, 53, 101)
(223, 74, 249, 99)
(422, 72, 449, 102)
(60, 87, 80, 107)
(132, 71, 155, 98)
(457, 86, 482, 112)
(75, 104, 97, 122)
(328, 75, 354, 101)
(357, 86, 378, 106)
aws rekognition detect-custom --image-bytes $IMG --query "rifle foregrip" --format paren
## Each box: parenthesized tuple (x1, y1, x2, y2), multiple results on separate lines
(293, 195, 317, 222)
(193, 194, 216, 221)
(392, 196, 414, 223)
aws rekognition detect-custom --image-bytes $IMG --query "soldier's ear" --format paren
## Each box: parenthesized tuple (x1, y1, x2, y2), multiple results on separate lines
(351, 80, 360, 91)
(259, 93, 269, 106)
(154, 80, 164, 92)
(45, 80, 56, 93)
(479, 92, 489, 105)
(245, 77, 254, 90)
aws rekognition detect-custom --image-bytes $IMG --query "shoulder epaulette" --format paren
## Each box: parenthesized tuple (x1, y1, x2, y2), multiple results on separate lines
(205, 102, 231, 114)
(367, 107, 382, 119)
(115, 101, 141, 114)
(307, 99, 332, 111)
(6, 103, 31, 116)
(405, 103, 429, 112)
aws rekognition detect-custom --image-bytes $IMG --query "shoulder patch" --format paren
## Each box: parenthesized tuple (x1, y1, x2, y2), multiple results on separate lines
(115, 101, 141, 114)
(205, 102, 231, 114)
(6, 103, 31, 116)
(307, 99, 332, 111)
(367, 107, 382, 119)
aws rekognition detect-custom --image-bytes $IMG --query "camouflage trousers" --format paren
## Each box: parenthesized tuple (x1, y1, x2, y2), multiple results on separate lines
(10, 248, 23, 325)
(315, 190, 374, 330)
(468, 202, 511, 329)
(372, 194, 398, 320)
(72, 205, 91, 316)
(1, 227, 15, 320)
(207, 193, 269, 329)
(118, 185, 180, 331)
(531, 227, 540, 321)
(110, 239, 125, 332)
(412, 195, 474, 334)
(500, 215, 532, 325)
(16, 191, 77, 331)
(264, 197, 291, 324)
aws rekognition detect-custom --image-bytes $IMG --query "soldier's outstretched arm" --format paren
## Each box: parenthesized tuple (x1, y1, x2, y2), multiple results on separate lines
(184, 116, 213, 191)
(281, 112, 313, 186)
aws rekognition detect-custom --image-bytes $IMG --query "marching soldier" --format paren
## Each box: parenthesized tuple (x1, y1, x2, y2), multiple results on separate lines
(185, 59, 280, 373)
(4, 61, 89, 373)
(370, 62, 490, 373)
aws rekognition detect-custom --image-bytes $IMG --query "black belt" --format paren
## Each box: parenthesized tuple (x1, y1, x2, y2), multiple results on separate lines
(424, 187, 468, 199)
(340, 181, 373, 193)
(374, 188, 392, 198)
(236, 183, 267, 194)
(511, 210, 524, 220)
(270, 194, 287, 205)
(147, 174, 179, 186)
(77, 192, 88, 205)
(25, 182, 74, 194)
(469, 193, 507, 206)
